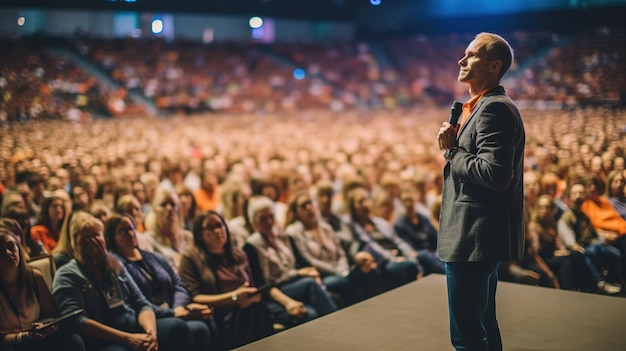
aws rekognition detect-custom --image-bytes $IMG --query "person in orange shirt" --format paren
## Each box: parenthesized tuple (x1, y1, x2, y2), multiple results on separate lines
(194, 169, 220, 212)
(30, 196, 66, 253)
(580, 175, 626, 283)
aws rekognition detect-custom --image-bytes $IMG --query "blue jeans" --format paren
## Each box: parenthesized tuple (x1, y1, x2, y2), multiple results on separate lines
(185, 320, 211, 351)
(83, 318, 192, 351)
(417, 249, 446, 275)
(585, 241, 622, 283)
(446, 262, 501, 351)
(265, 277, 337, 327)
(10, 332, 84, 351)
(382, 259, 419, 290)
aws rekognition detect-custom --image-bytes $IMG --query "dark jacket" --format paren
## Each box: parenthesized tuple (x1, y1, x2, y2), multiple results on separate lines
(438, 86, 525, 262)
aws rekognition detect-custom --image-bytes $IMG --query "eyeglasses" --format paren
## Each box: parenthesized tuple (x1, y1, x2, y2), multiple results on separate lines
(202, 224, 225, 237)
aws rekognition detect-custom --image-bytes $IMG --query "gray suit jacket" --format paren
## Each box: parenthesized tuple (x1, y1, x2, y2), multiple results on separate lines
(437, 86, 525, 262)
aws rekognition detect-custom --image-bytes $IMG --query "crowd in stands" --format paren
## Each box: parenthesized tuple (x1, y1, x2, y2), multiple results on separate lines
(0, 36, 145, 123)
(1, 27, 626, 350)
(1, 28, 625, 121)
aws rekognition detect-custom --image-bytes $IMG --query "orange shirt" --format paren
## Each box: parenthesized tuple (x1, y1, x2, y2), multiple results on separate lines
(30, 225, 58, 253)
(194, 187, 220, 211)
(581, 197, 626, 236)
(459, 87, 497, 127)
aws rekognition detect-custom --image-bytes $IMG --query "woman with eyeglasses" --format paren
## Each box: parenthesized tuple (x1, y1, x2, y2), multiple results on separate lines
(143, 188, 194, 271)
(52, 211, 194, 351)
(0, 230, 85, 351)
(104, 214, 212, 351)
(178, 210, 274, 350)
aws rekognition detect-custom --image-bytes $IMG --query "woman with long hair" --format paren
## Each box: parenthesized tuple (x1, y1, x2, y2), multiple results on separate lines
(179, 211, 273, 350)
(606, 169, 626, 219)
(175, 185, 198, 233)
(1, 230, 84, 351)
(104, 214, 212, 351)
(30, 195, 66, 253)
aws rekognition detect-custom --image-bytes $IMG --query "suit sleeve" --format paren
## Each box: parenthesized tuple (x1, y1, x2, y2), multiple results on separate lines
(451, 101, 519, 192)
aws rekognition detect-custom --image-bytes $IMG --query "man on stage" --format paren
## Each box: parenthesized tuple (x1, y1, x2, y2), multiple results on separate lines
(436, 32, 525, 351)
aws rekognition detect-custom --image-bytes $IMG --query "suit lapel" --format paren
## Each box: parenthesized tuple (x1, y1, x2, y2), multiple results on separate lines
(458, 98, 487, 138)
(457, 86, 505, 138)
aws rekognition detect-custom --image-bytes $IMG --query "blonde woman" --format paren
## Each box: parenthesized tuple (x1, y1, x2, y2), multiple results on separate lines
(52, 211, 194, 351)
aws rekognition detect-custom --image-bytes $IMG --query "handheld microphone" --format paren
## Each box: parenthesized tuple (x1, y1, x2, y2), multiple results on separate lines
(448, 101, 463, 126)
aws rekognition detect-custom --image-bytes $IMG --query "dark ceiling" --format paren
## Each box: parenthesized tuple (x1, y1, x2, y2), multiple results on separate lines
(3, 0, 626, 34)
(3, 0, 378, 21)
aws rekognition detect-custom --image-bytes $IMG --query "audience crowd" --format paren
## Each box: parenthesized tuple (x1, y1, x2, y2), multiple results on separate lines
(1, 28, 625, 121)
(1, 27, 626, 350)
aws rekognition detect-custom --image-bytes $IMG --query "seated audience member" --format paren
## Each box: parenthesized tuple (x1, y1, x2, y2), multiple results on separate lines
(131, 180, 152, 216)
(104, 214, 212, 351)
(179, 211, 274, 350)
(393, 188, 445, 275)
(375, 173, 403, 222)
(194, 170, 220, 212)
(144, 188, 194, 270)
(0, 218, 29, 259)
(227, 195, 255, 249)
(315, 181, 376, 264)
(581, 175, 626, 282)
(87, 200, 112, 227)
(523, 195, 590, 291)
(558, 182, 622, 293)
(0, 231, 85, 351)
(372, 189, 396, 224)
(243, 196, 337, 328)
(345, 187, 420, 289)
(2, 207, 43, 258)
(606, 170, 626, 220)
(69, 184, 91, 212)
(540, 172, 568, 220)
(51, 211, 78, 269)
(0, 191, 26, 218)
(115, 195, 145, 234)
(251, 177, 288, 229)
(285, 192, 382, 304)
(30, 195, 67, 254)
(220, 181, 251, 222)
(175, 185, 198, 232)
(52, 212, 195, 351)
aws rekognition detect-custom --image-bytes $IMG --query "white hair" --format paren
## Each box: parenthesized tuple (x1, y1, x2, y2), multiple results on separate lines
(247, 196, 274, 223)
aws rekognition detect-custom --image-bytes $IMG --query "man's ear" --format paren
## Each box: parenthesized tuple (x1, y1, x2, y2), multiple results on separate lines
(490, 60, 503, 73)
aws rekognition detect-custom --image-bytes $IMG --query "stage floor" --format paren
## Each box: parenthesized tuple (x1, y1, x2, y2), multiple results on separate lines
(235, 274, 626, 351)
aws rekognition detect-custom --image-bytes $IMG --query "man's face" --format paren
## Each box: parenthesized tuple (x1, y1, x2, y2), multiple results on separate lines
(569, 184, 586, 207)
(458, 38, 494, 85)
(72, 186, 90, 208)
